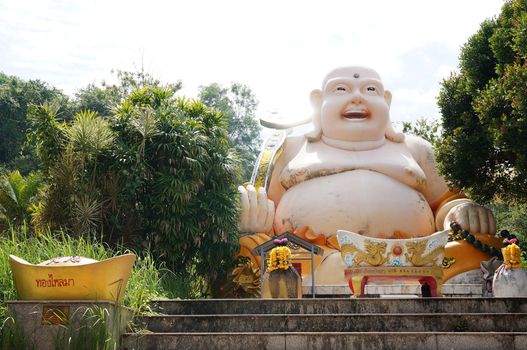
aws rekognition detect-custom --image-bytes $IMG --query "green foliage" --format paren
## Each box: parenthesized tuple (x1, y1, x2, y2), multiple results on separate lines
(490, 199, 527, 241)
(401, 117, 441, 145)
(0, 72, 71, 173)
(113, 69, 182, 97)
(29, 108, 116, 236)
(157, 268, 208, 300)
(74, 84, 121, 117)
(0, 170, 42, 229)
(199, 82, 262, 181)
(459, 19, 498, 90)
(437, 0, 527, 203)
(67, 110, 115, 158)
(29, 85, 240, 291)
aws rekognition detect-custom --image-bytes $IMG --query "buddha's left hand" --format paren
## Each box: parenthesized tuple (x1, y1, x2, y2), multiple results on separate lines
(445, 202, 496, 235)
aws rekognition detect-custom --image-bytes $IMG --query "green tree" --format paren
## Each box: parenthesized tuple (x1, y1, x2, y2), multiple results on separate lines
(74, 69, 182, 116)
(74, 83, 121, 116)
(436, 0, 527, 203)
(402, 117, 441, 145)
(0, 72, 71, 172)
(199, 83, 262, 181)
(112, 87, 240, 281)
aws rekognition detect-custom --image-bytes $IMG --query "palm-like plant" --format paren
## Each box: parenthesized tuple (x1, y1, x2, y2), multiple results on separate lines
(31, 145, 78, 233)
(132, 106, 159, 151)
(67, 110, 115, 160)
(27, 102, 67, 174)
(31, 109, 115, 236)
(0, 170, 42, 229)
(72, 193, 102, 237)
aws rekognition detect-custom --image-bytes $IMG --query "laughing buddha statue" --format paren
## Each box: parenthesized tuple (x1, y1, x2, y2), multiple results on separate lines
(238, 66, 502, 285)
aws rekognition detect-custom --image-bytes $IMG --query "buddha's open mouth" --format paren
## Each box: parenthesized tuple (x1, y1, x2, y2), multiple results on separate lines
(342, 109, 369, 120)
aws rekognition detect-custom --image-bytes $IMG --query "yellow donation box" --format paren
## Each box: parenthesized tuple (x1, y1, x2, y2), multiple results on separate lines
(9, 254, 136, 302)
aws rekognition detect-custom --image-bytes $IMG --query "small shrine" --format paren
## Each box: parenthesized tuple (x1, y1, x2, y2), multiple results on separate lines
(253, 232, 323, 297)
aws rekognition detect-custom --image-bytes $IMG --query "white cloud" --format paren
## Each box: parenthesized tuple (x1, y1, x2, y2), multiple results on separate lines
(0, 0, 504, 126)
(391, 87, 441, 121)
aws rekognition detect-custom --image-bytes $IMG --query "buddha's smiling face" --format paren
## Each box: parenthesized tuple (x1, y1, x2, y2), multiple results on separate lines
(314, 67, 391, 143)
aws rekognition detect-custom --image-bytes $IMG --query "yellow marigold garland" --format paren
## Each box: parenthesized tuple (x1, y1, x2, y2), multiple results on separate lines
(267, 246, 292, 272)
(503, 243, 522, 269)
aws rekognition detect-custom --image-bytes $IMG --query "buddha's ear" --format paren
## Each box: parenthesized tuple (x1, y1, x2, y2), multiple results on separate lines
(310, 89, 322, 109)
(306, 89, 323, 142)
(384, 90, 392, 108)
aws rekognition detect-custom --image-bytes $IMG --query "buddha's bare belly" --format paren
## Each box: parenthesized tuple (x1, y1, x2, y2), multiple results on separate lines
(274, 170, 435, 238)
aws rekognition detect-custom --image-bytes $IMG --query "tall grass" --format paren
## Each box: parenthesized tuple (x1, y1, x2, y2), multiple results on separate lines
(54, 305, 118, 350)
(1, 316, 31, 350)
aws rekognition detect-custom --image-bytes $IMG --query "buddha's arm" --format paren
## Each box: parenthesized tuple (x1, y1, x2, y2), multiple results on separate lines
(405, 135, 491, 232)
(267, 135, 305, 205)
(239, 135, 304, 234)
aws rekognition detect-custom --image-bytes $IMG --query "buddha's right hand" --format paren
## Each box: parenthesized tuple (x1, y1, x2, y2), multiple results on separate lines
(238, 185, 275, 234)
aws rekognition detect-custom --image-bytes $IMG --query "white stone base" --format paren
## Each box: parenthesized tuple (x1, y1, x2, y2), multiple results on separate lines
(302, 283, 483, 297)
(444, 269, 482, 284)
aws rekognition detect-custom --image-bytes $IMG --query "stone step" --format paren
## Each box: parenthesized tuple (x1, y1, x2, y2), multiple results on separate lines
(151, 297, 527, 315)
(121, 332, 527, 350)
(135, 313, 527, 333)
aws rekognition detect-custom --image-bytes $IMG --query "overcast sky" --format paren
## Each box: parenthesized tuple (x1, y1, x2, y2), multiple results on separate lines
(0, 0, 505, 130)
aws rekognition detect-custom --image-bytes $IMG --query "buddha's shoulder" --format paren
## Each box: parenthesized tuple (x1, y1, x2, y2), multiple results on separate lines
(401, 134, 435, 161)
(281, 135, 307, 160)
(284, 134, 307, 148)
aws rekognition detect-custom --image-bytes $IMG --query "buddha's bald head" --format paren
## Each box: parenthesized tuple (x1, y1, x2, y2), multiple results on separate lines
(321, 66, 382, 89)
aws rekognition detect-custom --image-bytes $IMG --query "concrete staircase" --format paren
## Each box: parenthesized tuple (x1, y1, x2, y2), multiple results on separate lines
(122, 298, 527, 350)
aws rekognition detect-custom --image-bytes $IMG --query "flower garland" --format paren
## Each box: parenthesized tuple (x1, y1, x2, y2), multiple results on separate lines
(267, 238, 292, 272)
(503, 241, 522, 269)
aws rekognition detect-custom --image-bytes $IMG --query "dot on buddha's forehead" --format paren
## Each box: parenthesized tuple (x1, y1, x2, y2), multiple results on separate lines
(353, 73, 360, 78)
